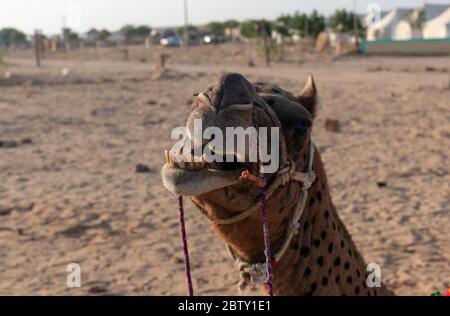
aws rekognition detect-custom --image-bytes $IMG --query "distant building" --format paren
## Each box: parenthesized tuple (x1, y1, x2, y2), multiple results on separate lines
(393, 3, 449, 40)
(367, 8, 412, 40)
(367, 3, 450, 41)
(108, 31, 126, 44)
(84, 28, 99, 44)
(423, 7, 450, 38)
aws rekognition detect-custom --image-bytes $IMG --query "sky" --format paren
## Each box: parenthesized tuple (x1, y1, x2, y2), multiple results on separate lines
(1, 0, 450, 35)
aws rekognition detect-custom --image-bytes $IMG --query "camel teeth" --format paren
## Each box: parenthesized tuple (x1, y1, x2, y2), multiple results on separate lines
(164, 150, 169, 163)
(178, 160, 185, 168)
(168, 151, 175, 167)
(193, 155, 203, 163)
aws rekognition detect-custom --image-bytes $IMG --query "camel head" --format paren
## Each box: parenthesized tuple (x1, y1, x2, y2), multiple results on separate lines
(161, 73, 317, 214)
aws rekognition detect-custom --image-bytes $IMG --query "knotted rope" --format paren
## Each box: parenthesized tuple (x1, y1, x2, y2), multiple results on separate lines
(225, 141, 315, 294)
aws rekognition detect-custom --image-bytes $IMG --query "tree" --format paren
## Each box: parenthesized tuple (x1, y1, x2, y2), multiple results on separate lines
(98, 29, 111, 41)
(329, 9, 364, 35)
(307, 10, 326, 39)
(0, 28, 27, 46)
(63, 28, 79, 41)
(275, 15, 292, 37)
(240, 20, 258, 38)
(223, 19, 240, 29)
(283, 11, 325, 39)
(276, 14, 293, 33)
(291, 12, 310, 37)
(135, 25, 152, 38)
(120, 24, 135, 40)
(206, 22, 225, 36)
(120, 24, 152, 42)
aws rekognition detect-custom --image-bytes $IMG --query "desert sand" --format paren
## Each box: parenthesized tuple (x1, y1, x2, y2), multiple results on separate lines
(0, 43, 449, 295)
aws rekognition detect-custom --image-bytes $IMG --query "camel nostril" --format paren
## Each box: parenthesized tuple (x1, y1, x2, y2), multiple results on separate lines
(212, 73, 257, 109)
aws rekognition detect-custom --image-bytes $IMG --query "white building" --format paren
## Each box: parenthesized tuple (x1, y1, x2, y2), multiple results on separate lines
(393, 4, 449, 40)
(423, 7, 450, 38)
(367, 8, 412, 40)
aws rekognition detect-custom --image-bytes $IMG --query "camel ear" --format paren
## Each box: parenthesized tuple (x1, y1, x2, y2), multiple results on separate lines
(297, 74, 317, 117)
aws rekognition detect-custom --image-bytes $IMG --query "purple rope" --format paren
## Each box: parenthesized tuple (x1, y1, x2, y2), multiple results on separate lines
(178, 195, 194, 296)
(260, 185, 274, 296)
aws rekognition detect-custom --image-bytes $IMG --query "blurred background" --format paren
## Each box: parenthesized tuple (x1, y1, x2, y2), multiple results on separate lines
(0, 1, 449, 295)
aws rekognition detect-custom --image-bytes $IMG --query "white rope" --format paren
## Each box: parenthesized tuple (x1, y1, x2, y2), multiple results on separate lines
(227, 141, 316, 293)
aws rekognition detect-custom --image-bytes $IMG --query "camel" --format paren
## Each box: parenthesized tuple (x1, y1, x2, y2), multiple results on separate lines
(161, 73, 394, 296)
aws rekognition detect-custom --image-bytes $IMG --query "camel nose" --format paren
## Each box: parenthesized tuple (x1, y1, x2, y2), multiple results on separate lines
(206, 73, 257, 110)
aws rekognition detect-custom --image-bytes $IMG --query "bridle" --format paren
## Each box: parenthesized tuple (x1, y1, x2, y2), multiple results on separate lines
(176, 95, 316, 296)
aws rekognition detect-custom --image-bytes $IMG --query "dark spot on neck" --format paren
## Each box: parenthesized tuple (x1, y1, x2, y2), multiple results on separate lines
(303, 267, 311, 277)
(328, 242, 334, 254)
(334, 257, 341, 266)
(317, 256, 324, 267)
(300, 246, 310, 258)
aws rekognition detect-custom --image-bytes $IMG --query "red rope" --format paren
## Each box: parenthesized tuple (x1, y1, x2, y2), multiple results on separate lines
(177, 170, 275, 296)
(178, 196, 194, 296)
(241, 170, 274, 296)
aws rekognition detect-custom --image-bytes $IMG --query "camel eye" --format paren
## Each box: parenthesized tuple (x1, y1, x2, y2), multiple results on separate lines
(294, 120, 311, 137)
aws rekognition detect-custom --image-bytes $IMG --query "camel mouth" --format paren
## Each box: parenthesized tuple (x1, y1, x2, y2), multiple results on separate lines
(161, 149, 247, 196)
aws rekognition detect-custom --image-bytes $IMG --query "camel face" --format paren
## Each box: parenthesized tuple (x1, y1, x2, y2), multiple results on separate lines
(161, 73, 317, 209)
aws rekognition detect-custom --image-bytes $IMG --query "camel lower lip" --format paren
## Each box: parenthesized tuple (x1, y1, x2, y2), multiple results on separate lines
(161, 164, 243, 196)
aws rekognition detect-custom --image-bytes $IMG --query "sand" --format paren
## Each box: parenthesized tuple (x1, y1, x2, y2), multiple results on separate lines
(0, 43, 449, 295)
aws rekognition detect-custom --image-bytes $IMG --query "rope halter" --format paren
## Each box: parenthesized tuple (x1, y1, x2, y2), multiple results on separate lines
(225, 140, 316, 293)
(177, 93, 316, 296)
